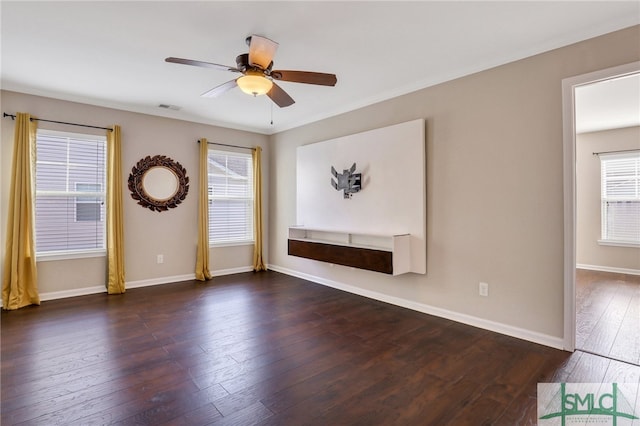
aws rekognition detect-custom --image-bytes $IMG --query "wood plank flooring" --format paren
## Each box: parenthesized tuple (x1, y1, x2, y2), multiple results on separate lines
(2, 271, 639, 425)
(576, 269, 640, 365)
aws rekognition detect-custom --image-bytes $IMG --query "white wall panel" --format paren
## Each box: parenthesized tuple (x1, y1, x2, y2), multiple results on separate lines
(296, 119, 426, 273)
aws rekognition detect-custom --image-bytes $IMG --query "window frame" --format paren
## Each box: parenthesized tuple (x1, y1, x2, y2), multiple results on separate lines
(207, 148, 255, 247)
(34, 129, 107, 261)
(598, 151, 640, 248)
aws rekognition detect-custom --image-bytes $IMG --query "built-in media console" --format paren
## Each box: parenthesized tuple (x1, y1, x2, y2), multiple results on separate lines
(288, 227, 411, 275)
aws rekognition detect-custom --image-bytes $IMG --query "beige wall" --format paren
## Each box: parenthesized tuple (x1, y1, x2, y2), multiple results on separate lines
(2, 25, 639, 344)
(1, 91, 269, 295)
(576, 126, 640, 271)
(269, 25, 640, 340)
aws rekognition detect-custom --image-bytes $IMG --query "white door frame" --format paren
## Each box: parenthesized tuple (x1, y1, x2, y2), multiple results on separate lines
(562, 61, 640, 351)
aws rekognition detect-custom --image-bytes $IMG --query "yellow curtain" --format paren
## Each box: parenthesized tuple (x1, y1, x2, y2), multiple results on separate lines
(252, 146, 266, 271)
(195, 138, 213, 280)
(2, 113, 40, 310)
(106, 125, 125, 294)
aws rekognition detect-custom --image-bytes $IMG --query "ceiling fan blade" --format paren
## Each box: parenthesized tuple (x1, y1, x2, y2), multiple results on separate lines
(271, 70, 337, 86)
(267, 82, 295, 108)
(248, 35, 279, 70)
(201, 79, 238, 98)
(166, 57, 241, 73)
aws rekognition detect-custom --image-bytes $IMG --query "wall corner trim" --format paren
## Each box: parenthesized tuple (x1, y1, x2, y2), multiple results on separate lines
(268, 264, 565, 350)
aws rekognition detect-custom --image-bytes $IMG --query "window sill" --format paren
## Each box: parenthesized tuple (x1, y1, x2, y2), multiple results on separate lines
(210, 240, 255, 248)
(37, 250, 106, 262)
(598, 240, 640, 249)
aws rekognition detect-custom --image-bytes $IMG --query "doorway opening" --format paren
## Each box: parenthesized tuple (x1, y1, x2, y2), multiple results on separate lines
(563, 62, 640, 365)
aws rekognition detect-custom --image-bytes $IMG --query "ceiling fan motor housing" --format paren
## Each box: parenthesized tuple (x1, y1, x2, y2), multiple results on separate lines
(236, 53, 273, 73)
(235, 53, 249, 71)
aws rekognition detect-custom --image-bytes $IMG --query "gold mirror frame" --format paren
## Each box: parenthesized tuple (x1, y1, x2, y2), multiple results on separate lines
(128, 155, 189, 212)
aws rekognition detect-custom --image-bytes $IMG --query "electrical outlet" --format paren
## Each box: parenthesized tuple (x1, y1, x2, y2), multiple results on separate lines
(479, 282, 489, 297)
(157, 254, 164, 264)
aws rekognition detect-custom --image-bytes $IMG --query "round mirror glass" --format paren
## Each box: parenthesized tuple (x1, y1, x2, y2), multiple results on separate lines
(142, 167, 179, 201)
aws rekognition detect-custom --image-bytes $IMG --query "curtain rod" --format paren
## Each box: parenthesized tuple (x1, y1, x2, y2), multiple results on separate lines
(197, 140, 255, 151)
(593, 148, 640, 156)
(3, 112, 113, 132)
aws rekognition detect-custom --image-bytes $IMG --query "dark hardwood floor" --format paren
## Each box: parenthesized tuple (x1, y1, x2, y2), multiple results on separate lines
(576, 268, 640, 365)
(2, 271, 639, 425)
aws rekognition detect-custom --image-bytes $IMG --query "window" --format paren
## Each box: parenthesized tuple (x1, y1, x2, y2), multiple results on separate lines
(600, 152, 640, 246)
(35, 130, 107, 256)
(207, 149, 254, 245)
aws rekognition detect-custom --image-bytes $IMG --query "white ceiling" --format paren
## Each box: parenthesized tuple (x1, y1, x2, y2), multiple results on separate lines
(2, 1, 639, 135)
(575, 73, 640, 134)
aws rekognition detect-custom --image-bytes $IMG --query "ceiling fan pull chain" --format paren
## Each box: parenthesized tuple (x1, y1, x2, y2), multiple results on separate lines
(270, 101, 274, 125)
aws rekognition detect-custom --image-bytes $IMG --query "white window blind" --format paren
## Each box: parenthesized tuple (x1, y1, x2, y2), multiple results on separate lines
(208, 149, 254, 245)
(35, 130, 106, 255)
(600, 152, 640, 245)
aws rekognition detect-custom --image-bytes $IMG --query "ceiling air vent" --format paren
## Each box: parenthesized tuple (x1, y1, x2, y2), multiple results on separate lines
(158, 104, 181, 111)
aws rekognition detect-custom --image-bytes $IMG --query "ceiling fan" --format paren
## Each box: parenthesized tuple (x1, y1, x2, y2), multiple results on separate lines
(165, 35, 337, 108)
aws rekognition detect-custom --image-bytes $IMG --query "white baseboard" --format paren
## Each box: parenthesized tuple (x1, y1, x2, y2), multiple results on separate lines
(576, 264, 640, 276)
(127, 273, 196, 289)
(268, 264, 564, 350)
(212, 266, 255, 276)
(40, 285, 106, 301)
(39, 266, 254, 301)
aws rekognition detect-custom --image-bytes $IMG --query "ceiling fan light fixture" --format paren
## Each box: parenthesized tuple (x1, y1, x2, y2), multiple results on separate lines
(237, 72, 273, 96)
